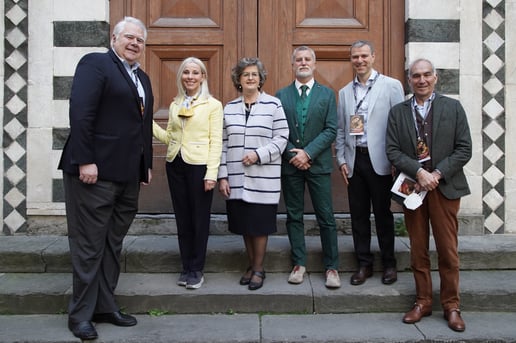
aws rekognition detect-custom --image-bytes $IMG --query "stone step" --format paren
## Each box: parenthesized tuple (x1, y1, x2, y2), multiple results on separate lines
(1, 234, 515, 273)
(1, 270, 515, 315)
(2, 312, 516, 343)
(30, 212, 485, 235)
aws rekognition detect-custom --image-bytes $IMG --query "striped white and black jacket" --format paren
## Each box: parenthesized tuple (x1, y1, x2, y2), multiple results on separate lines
(218, 92, 289, 204)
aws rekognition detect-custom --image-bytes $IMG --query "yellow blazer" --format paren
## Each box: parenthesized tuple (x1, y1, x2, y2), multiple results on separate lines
(153, 96, 223, 181)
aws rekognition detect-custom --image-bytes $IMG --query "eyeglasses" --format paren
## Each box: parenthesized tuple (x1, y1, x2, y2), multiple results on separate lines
(242, 72, 259, 79)
(123, 34, 145, 45)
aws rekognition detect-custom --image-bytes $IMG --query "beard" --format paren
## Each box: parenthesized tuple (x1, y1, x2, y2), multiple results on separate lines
(296, 68, 313, 79)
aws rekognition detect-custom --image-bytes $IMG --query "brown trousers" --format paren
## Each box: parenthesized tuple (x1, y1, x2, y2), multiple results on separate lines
(403, 189, 460, 311)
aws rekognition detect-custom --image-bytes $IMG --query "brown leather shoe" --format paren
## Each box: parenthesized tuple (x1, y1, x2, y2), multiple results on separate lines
(444, 309, 465, 332)
(381, 267, 398, 284)
(402, 303, 432, 324)
(350, 266, 373, 285)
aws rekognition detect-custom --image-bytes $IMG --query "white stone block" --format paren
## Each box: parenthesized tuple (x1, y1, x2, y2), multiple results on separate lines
(53, 47, 108, 76)
(506, 177, 516, 233)
(460, 175, 483, 214)
(27, 128, 53, 202)
(53, 0, 108, 21)
(405, 43, 459, 70)
(53, 100, 70, 128)
(406, 0, 460, 20)
(460, 75, 482, 177)
(28, 0, 54, 130)
(506, 1, 516, 232)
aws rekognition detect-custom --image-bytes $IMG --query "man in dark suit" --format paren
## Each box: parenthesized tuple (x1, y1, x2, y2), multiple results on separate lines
(276, 46, 340, 289)
(58, 16, 154, 340)
(386, 58, 471, 332)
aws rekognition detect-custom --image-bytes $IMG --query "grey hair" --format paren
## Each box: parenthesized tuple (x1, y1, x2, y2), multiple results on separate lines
(231, 57, 267, 92)
(291, 46, 316, 64)
(408, 58, 437, 77)
(111, 16, 147, 48)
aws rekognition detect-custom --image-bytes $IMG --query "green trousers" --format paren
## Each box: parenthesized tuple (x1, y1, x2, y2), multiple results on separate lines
(282, 171, 339, 270)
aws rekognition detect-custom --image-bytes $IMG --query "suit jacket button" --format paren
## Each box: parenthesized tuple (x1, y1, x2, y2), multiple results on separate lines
(296, 139, 300, 143)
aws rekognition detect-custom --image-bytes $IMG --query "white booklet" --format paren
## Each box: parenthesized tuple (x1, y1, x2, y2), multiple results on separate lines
(391, 172, 427, 209)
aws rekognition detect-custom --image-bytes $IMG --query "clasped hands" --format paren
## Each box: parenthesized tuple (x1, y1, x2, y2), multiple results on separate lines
(415, 169, 441, 192)
(289, 148, 311, 170)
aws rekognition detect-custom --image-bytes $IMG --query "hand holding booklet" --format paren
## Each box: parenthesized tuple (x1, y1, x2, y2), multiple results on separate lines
(391, 172, 427, 210)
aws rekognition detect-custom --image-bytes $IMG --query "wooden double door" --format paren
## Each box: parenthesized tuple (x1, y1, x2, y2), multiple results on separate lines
(110, 0, 405, 214)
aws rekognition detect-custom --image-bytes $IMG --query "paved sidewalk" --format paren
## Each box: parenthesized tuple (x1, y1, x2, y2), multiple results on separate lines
(0, 312, 515, 342)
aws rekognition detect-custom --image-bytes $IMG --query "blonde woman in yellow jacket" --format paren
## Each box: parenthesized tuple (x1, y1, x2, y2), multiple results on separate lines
(153, 57, 223, 289)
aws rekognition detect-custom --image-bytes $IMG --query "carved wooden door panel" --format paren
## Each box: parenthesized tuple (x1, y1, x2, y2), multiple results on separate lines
(110, 0, 404, 213)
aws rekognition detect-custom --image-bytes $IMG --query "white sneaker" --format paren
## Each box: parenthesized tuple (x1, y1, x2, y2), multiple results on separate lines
(325, 269, 341, 288)
(288, 265, 306, 284)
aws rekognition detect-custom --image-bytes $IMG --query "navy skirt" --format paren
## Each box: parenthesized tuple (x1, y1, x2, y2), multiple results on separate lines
(226, 200, 278, 236)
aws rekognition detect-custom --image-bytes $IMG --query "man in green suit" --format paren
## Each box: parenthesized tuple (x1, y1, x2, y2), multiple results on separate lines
(386, 58, 471, 332)
(276, 46, 340, 288)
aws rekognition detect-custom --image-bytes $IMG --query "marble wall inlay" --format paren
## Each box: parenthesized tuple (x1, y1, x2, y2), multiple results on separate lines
(3, 0, 28, 234)
(482, 0, 506, 233)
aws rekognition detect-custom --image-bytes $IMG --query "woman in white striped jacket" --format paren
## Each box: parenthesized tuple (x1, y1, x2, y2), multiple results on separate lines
(218, 57, 289, 290)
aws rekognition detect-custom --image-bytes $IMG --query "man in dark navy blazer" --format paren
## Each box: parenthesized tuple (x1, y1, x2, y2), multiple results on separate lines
(58, 16, 154, 340)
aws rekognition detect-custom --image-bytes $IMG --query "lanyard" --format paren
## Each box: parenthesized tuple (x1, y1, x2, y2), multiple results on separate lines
(410, 96, 434, 138)
(352, 72, 380, 113)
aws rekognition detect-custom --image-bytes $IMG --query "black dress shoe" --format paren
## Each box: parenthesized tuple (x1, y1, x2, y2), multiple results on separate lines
(248, 270, 266, 290)
(350, 266, 373, 285)
(68, 320, 98, 340)
(92, 311, 137, 326)
(381, 267, 398, 284)
(239, 266, 252, 285)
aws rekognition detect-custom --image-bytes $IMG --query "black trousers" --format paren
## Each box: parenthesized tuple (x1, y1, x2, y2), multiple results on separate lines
(63, 173, 139, 323)
(348, 152, 396, 269)
(166, 156, 213, 273)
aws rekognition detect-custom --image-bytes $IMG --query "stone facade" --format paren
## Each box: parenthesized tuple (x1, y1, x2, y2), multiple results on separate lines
(1, 0, 513, 234)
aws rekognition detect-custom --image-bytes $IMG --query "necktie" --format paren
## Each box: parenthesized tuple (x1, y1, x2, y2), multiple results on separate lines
(298, 85, 309, 138)
(133, 70, 139, 88)
(133, 70, 144, 116)
(300, 85, 308, 99)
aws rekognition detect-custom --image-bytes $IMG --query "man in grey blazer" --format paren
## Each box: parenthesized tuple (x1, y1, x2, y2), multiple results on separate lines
(386, 58, 471, 332)
(335, 40, 404, 286)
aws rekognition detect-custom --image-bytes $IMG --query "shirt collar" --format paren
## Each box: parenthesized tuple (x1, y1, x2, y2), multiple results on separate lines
(295, 78, 315, 91)
(412, 93, 436, 108)
(112, 48, 140, 72)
